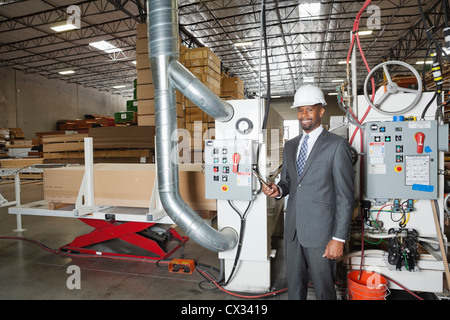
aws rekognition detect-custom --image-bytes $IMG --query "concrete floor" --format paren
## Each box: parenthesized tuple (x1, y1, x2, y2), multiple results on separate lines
(0, 181, 291, 301)
(0, 180, 447, 302)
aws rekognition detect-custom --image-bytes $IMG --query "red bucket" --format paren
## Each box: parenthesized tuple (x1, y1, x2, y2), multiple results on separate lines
(347, 271, 388, 300)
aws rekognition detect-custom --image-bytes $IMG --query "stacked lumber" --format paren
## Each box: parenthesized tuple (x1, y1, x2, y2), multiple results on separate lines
(56, 115, 115, 131)
(0, 158, 45, 180)
(41, 126, 156, 164)
(0, 128, 39, 159)
(424, 61, 450, 91)
(43, 163, 216, 211)
(89, 126, 155, 149)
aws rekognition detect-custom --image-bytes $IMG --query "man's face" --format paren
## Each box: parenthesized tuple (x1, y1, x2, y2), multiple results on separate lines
(297, 103, 325, 133)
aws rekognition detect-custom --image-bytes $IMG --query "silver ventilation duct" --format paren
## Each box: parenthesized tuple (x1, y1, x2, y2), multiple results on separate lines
(147, 0, 237, 252)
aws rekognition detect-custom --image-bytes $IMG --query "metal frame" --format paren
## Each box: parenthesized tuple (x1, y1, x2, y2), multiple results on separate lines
(1, 1, 448, 99)
(7, 137, 188, 260)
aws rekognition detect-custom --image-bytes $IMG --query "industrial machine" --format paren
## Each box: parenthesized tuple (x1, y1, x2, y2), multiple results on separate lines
(4, 0, 282, 295)
(3, 0, 450, 299)
(340, 58, 450, 294)
(204, 99, 283, 293)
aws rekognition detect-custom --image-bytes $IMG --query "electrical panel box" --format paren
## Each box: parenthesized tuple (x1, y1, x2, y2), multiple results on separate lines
(204, 139, 256, 201)
(363, 120, 442, 200)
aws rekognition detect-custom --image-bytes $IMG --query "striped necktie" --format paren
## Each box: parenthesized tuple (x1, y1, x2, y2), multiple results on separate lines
(296, 134, 309, 177)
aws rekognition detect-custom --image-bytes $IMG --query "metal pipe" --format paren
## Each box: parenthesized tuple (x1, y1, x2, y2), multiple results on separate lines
(147, 0, 237, 252)
(169, 60, 233, 122)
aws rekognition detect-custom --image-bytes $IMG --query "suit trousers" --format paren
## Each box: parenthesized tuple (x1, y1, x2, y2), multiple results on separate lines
(285, 232, 337, 300)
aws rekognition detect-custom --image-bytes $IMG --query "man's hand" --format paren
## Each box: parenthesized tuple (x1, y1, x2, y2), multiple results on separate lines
(323, 239, 344, 260)
(262, 182, 280, 198)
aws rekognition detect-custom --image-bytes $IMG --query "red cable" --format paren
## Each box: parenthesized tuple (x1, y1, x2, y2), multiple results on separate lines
(196, 268, 287, 299)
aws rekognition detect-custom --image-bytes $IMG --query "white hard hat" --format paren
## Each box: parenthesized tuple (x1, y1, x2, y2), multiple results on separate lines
(290, 84, 327, 108)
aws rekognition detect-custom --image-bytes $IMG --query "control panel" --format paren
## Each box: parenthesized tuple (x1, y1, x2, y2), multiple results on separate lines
(204, 139, 256, 201)
(363, 120, 443, 200)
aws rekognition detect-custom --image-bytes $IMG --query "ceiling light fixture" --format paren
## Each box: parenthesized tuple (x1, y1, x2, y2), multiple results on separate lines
(416, 60, 433, 65)
(112, 85, 126, 89)
(234, 41, 253, 47)
(358, 30, 373, 36)
(58, 70, 75, 75)
(332, 79, 345, 82)
(51, 23, 78, 32)
(299, 3, 321, 20)
(338, 60, 351, 64)
(89, 40, 122, 53)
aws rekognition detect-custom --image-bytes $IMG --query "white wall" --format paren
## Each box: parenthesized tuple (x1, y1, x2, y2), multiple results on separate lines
(0, 67, 128, 138)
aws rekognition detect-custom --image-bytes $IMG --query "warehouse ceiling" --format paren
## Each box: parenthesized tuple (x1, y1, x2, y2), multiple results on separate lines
(0, 0, 448, 103)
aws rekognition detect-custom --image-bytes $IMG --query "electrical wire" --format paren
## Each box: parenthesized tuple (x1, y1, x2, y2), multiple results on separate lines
(222, 200, 252, 287)
(196, 268, 287, 299)
(258, 0, 270, 130)
(417, 0, 450, 62)
(0, 233, 289, 299)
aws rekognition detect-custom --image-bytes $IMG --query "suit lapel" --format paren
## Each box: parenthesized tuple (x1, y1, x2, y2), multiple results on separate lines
(298, 129, 328, 182)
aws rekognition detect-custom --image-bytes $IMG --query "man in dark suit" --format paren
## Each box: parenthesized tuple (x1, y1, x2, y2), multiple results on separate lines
(263, 84, 354, 300)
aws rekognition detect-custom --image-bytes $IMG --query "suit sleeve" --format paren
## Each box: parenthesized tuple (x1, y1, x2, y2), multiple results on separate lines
(276, 140, 291, 199)
(331, 139, 355, 241)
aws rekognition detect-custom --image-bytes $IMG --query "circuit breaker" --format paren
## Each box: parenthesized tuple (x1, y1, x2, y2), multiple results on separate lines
(204, 139, 256, 201)
(363, 120, 447, 200)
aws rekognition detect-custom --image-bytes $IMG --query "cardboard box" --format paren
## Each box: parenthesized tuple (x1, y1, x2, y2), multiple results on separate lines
(222, 76, 244, 93)
(137, 83, 155, 100)
(43, 163, 215, 211)
(136, 53, 150, 69)
(138, 114, 155, 126)
(186, 47, 220, 67)
(137, 23, 148, 39)
(137, 68, 153, 84)
(185, 58, 221, 74)
(138, 99, 155, 115)
(136, 37, 149, 54)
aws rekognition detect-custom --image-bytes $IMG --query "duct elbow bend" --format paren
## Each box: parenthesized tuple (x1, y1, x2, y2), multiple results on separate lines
(159, 191, 238, 252)
(168, 60, 234, 123)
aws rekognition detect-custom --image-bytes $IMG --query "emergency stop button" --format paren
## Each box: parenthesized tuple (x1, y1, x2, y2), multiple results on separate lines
(394, 165, 403, 172)
(221, 185, 228, 192)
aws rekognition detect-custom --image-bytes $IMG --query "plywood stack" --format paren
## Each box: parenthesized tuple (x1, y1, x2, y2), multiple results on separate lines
(41, 126, 156, 164)
(43, 163, 216, 211)
(136, 23, 185, 128)
(56, 119, 102, 131)
(0, 128, 38, 159)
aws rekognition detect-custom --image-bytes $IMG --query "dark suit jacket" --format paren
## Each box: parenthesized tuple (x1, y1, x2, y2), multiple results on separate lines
(278, 129, 354, 248)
